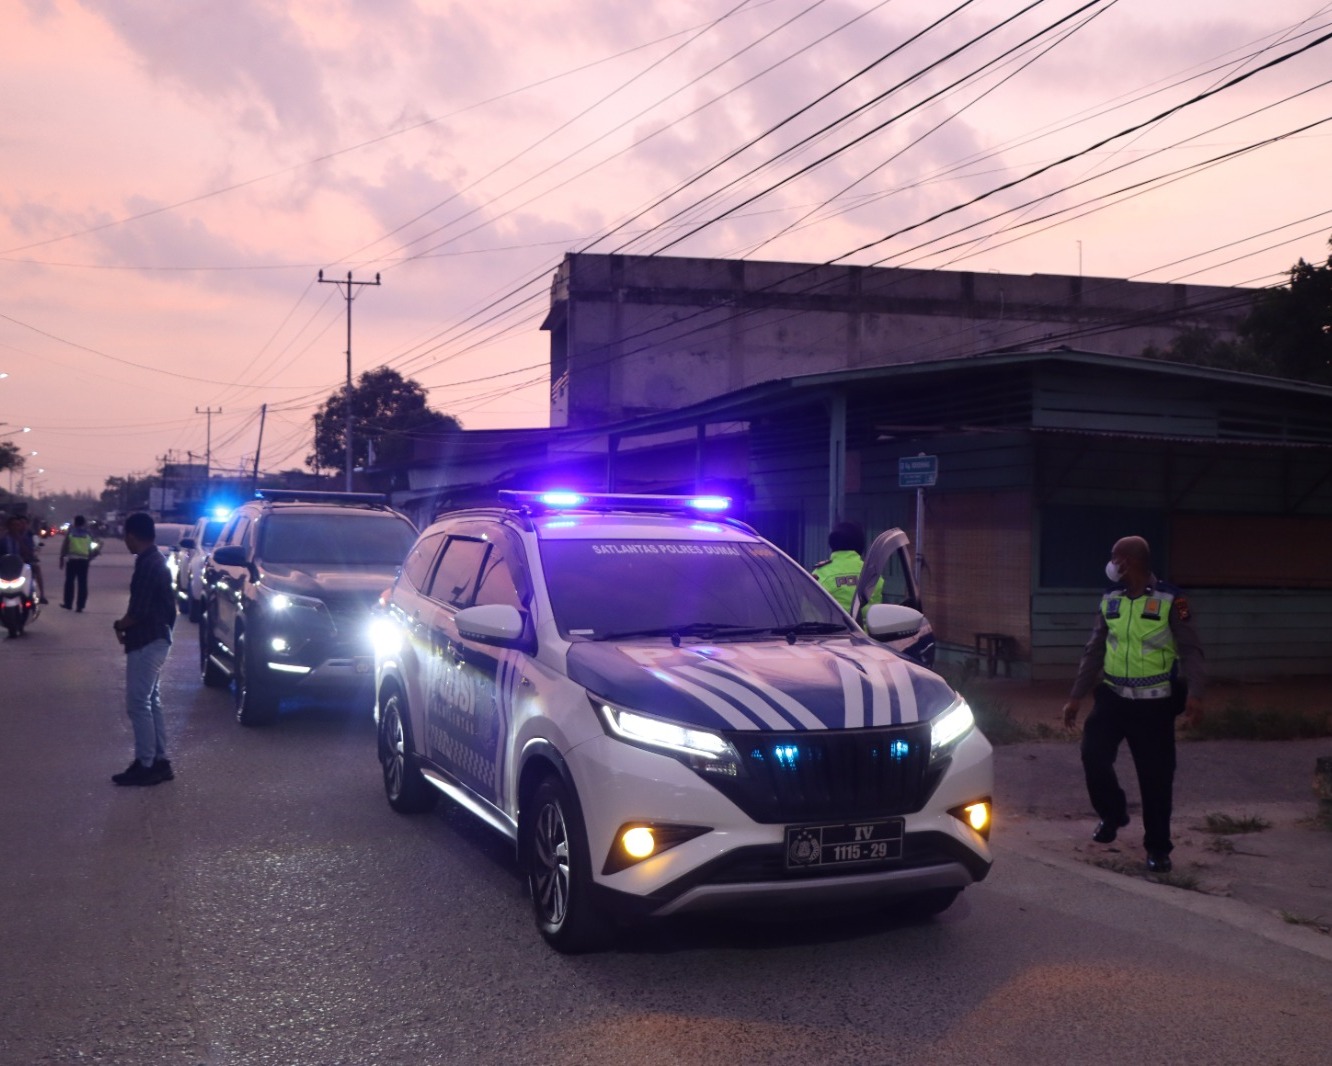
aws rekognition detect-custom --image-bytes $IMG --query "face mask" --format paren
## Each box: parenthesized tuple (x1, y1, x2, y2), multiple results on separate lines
(1105, 560, 1122, 582)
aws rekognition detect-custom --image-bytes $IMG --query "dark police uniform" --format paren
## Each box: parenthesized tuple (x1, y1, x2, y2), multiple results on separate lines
(1069, 575, 1205, 856)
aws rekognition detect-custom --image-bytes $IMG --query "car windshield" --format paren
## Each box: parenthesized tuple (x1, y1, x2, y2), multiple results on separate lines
(259, 513, 415, 566)
(539, 538, 848, 639)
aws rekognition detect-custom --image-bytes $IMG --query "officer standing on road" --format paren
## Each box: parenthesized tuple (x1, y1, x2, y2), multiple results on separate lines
(58, 514, 98, 612)
(1062, 536, 1205, 873)
(110, 512, 177, 787)
(813, 522, 881, 618)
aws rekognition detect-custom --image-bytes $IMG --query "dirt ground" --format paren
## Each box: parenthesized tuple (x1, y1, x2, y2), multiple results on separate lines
(971, 674, 1332, 958)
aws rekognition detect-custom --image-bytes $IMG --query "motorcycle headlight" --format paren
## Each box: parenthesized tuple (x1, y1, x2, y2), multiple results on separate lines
(930, 698, 976, 764)
(596, 698, 742, 776)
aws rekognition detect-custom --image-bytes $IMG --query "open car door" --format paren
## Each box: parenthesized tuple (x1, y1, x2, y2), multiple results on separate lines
(852, 527, 935, 667)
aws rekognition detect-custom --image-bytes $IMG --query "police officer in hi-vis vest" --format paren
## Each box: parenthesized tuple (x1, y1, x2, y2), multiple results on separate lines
(812, 521, 881, 619)
(1062, 536, 1205, 873)
(59, 515, 98, 612)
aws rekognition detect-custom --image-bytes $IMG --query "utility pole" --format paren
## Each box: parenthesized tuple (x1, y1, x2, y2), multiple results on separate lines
(195, 406, 221, 479)
(251, 404, 267, 497)
(318, 270, 381, 491)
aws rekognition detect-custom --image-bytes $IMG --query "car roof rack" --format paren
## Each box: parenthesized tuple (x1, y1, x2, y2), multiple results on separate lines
(253, 489, 389, 507)
(498, 490, 732, 517)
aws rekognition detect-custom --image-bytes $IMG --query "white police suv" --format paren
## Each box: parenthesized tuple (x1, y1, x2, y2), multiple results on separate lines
(372, 492, 993, 951)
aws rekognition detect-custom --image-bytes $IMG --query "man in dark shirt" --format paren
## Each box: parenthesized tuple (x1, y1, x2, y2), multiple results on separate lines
(111, 513, 178, 786)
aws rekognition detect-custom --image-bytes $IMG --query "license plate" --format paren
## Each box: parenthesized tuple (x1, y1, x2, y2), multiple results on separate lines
(785, 818, 904, 869)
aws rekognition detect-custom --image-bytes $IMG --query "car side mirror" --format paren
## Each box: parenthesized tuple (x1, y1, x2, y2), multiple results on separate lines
(455, 604, 531, 649)
(864, 603, 924, 641)
(180, 537, 196, 550)
(211, 545, 247, 567)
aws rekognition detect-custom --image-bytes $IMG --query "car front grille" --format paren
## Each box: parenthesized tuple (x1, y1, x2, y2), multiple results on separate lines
(701, 724, 937, 824)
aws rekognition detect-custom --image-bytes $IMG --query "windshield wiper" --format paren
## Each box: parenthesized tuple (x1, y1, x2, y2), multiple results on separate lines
(595, 622, 770, 643)
(769, 621, 850, 641)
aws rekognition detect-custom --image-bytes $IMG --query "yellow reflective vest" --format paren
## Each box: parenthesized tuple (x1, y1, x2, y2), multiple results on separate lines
(1094, 582, 1196, 700)
(812, 550, 882, 617)
(66, 529, 93, 560)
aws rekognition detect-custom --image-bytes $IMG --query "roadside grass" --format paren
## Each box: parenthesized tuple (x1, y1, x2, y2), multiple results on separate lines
(1299, 809, 1332, 832)
(1279, 911, 1331, 935)
(1086, 853, 1202, 891)
(1187, 696, 1332, 741)
(1198, 812, 1271, 835)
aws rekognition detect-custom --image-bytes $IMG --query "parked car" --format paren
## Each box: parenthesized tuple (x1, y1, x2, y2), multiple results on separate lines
(172, 516, 228, 622)
(156, 523, 192, 583)
(199, 490, 417, 725)
(371, 490, 994, 952)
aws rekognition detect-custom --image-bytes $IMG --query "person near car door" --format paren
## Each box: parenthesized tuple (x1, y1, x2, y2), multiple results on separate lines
(812, 521, 881, 619)
(59, 514, 98, 612)
(111, 513, 178, 787)
(1061, 535, 1205, 873)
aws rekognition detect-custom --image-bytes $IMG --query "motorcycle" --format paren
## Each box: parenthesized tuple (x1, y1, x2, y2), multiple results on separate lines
(0, 553, 40, 638)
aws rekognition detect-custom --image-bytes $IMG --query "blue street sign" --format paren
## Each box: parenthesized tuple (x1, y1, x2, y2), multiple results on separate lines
(899, 454, 938, 488)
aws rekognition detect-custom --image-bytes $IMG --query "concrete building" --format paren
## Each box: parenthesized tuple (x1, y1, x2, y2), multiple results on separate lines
(541, 252, 1254, 428)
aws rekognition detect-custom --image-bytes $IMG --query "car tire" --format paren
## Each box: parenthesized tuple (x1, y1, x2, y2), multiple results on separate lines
(378, 691, 437, 814)
(523, 775, 610, 954)
(188, 596, 203, 624)
(234, 630, 279, 726)
(199, 612, 229, 688)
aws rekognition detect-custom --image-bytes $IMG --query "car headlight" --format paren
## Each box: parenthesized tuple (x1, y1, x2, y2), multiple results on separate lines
(596, 698, 742, 776)
(257, 586, 326, 616)
(369, 615, 404, 658)
(930, 698, 975, 763)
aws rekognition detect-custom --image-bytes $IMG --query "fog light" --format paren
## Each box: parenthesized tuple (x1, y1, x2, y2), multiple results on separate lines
(622, 826, 656, 860)
(964, 802, 990, 833)
(270, 636, 290, 653)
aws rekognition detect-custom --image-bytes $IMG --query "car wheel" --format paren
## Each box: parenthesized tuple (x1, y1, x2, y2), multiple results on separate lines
(199, 611, 229, 688)
(379, 691, 437, 814)
(234, 630, 279, 726)
(188, 596, 203, 624)
(523, 775, 610, 953)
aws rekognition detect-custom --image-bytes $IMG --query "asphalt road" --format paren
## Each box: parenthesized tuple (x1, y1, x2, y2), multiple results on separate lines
(2, 546, 1331, 1066)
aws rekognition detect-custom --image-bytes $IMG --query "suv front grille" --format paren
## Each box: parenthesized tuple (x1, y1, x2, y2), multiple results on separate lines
(701, 724, 937, 824)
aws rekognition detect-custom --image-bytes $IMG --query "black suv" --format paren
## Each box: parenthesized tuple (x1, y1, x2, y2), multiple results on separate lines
(199, 490, 417, 725)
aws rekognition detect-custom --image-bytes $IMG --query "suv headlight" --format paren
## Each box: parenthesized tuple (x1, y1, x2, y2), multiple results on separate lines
(596, 698, 742, 776)
(930, 698, 975, 764)
(257, 585, 326, 616)
(254, 586, 332, 648)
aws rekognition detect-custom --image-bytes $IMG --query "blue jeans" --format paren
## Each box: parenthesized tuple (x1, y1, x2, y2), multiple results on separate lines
(126, 639, 171, 767)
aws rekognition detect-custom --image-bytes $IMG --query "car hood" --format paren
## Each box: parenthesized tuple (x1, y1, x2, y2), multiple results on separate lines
(565, 637, 957, 733)
(260, 563, 398, 606)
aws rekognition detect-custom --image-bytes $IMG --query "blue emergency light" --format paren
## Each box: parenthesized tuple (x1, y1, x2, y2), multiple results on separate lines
(499, 490, 732, 516)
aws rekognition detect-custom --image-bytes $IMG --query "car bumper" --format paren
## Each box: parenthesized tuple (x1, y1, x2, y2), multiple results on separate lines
(565, 727, 993, 920)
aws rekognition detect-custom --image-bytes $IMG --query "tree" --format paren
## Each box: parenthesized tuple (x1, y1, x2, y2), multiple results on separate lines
(1140, 236, 1332, 384)
(0, 440, 23, 477)
(307, 366, 462, 473)
(100, 474, 154, 516)
(1240, 235, 1332, 386)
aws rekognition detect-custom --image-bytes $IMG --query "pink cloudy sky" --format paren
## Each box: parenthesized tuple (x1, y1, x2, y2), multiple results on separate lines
(4, 0, 1331, 494)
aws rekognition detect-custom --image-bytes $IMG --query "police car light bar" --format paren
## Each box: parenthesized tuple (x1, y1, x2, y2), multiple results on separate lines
(499, 490, 731, 515)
